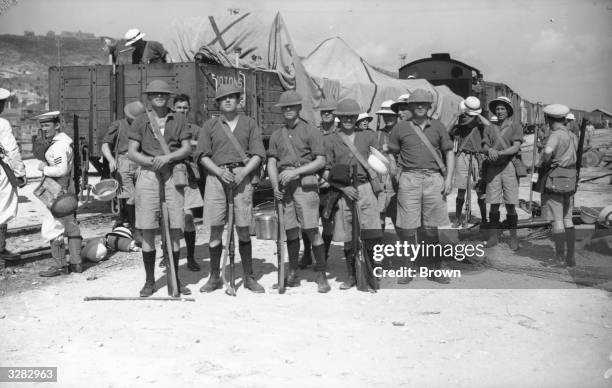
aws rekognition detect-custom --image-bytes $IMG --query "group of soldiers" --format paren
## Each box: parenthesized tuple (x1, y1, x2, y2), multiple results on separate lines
(0, 80, 579, 297)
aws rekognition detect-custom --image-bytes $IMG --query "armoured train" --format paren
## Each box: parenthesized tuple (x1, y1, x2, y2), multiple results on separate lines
(399, 53, 604, 132)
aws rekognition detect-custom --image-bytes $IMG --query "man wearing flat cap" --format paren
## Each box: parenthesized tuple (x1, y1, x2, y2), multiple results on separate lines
(36, 111, 84, 277)
(299, 98, 337, 270)
(482, 96, 523, 250)
(128, 79, 192, 297)
(538, 104, 578, 267)
(387, 89, 455, 284)
(267, 90, 330, 292)
(124, 28, 167, 65)
(102, 101, 146, 233)
(196, 83, 266, 293)
(0, 88, 26, 260)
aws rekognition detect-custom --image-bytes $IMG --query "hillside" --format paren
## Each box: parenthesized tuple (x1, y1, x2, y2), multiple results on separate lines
(0, 34, 107, 105)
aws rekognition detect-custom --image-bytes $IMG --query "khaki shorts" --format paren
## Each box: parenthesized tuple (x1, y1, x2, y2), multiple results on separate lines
(203, 167, 253, 228)
(332, 182, 382, 242)
(116, 154, 139, 205)
(135, 168, 185, 230)
(542, 192, 574, 228)
(183, 181, 203, 210)
(453, 152, 480, 190)
(396, 170, 450, 230)
(281, 179, 320, 231)
(485, 161, 519, 205)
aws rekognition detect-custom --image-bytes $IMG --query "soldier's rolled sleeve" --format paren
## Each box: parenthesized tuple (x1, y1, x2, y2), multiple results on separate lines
(247, 120, 266, 159)
(438, 124, 454, 152)
(267, 131, 280, 160)
(510, 122, 524, 144)
(103, 121, 120, 144)
(128, 115, 146, 143)
(195, 121, 213, 162)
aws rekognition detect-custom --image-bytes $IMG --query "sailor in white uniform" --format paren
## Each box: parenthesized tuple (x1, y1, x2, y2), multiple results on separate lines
(0, 88, 26, 260)
(36, 111, 84, 277)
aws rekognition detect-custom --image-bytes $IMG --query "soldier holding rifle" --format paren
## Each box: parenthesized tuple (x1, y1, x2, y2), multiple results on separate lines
(196, 84, 266, 294)
(267, 90, 330, 293)
(127, 80, 192, 297)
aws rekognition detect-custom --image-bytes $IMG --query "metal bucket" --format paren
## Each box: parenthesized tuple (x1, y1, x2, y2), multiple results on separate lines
(251, 201, 277, 240)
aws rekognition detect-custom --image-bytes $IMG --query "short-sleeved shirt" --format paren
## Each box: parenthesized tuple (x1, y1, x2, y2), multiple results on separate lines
(482, 119, 523, 164)
(128, 111, 190, 157)
(195, 114, 265, 165)
(103, 119, 131, 154)
(132, 40, 167, 64)
(325, 129, 380, 178)
(450, 122, 485, 154)
(546, 127, 577, 168)
(267, 119, 325, 169)
(388, 118, 453, 171)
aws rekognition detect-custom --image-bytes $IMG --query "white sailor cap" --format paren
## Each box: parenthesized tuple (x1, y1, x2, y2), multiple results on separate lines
(0, 88, 10, 100)
(543, 104, 570, 119)
(35, 111, 61, 123)
(565, 112, 576, 121)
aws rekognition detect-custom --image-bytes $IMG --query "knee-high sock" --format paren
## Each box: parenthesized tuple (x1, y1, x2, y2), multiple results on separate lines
(323, 234, 333, 261)
(312, 243, 326, 272)
(208, 244, 222, 274)
(184, 230, 196, 260)
(142, 250, 156, 283)
(455, 189, 466, 220)
(287, 238, 300, 270)
(478, 199, 487, 223)
(239, 240, 253, 276)
(301, 230, 311, 257)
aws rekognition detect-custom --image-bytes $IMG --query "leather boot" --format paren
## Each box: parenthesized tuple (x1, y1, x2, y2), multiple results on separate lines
(200, 244, 222, 293)
(340, 248, 356, 290)
(0, 224, 19, 259)
(565, 227, 576, 267)
(487, 211, 500, 247)
(316, 271, 331, 293)
(285, 269, 300, 287)
(39, 266, 70, 277)
(244, 275, 265, 293)
(507, 214, 519, 251)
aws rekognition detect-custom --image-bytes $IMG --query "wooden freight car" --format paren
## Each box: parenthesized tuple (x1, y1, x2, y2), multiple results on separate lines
(48, 62, 287, 173)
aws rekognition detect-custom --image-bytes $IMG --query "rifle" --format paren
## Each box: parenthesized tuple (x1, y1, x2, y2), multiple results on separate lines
(575, 118, 588, 189)
(221, 185, 236, 296)
(528, 124, 539, 220)
(158, 172, 179, 297)
(73, 114, 80, 198)
(352, 168, 375, 292)
(463, 154, 473, 227)
(276, 196, 286, 294)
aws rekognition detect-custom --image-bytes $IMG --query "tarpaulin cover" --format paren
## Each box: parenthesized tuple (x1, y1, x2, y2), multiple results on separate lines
(164, 14, 462, 128)
(303, 37, 463, 128)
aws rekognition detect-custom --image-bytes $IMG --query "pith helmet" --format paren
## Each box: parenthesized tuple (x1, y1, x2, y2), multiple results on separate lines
(334, 99, 361, 116)
(215, 84, 242, 100)
(144, 80, 173, 94)
(275, 90, 303, 107)
(318, 99, 338, 111)
(489, 96, 514, 117)
(407, 89, 434, 104)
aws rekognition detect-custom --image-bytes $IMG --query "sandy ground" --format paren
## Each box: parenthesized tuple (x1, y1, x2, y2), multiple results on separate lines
(1, 160, 612, 387)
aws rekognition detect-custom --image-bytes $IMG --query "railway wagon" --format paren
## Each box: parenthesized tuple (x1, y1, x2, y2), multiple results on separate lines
(48, 62, 286, 172)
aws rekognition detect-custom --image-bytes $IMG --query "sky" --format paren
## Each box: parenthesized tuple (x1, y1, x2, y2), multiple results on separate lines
(1, 0, 611, 112)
